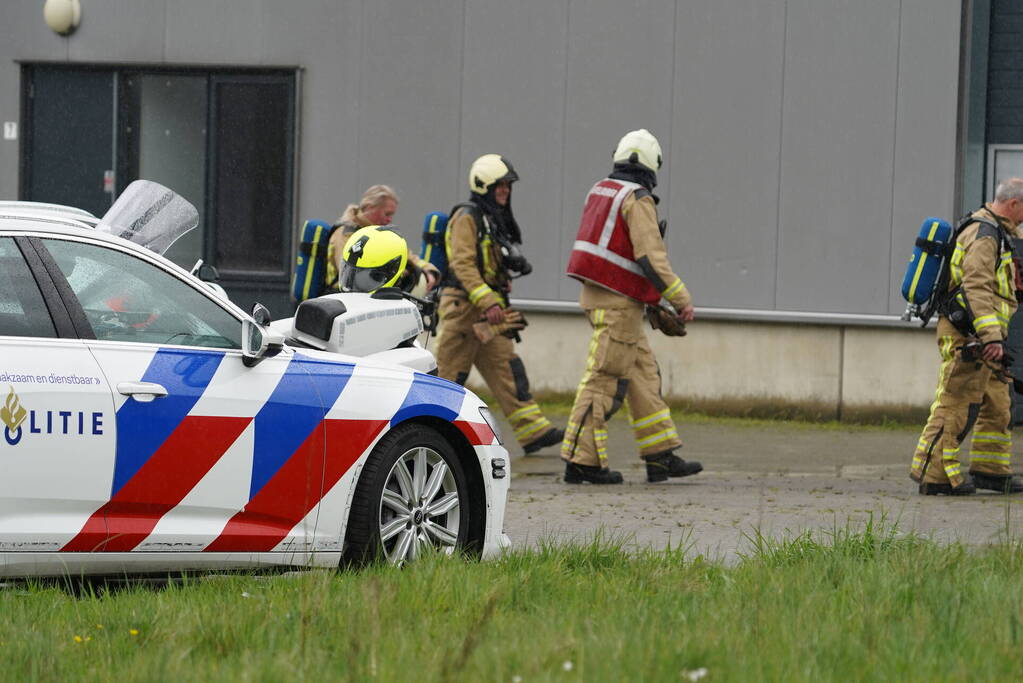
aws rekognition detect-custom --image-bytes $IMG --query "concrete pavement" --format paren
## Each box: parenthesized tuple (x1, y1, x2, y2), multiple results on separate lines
(500, 416, 1023, 562)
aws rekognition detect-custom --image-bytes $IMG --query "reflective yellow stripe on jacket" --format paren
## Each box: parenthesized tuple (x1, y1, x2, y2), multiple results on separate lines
(468, 283, 497, 307)
(662, 278, 684, 300)
(950, 243, 965, 287)
(973, 314, 1000, 331)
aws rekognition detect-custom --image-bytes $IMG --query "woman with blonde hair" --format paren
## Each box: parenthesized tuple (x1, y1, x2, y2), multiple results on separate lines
(325, 184, 439, 292)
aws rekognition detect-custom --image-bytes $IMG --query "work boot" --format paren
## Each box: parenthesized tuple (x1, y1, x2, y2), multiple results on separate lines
(919, 478, 977, 496)
(564, 461, 623, 485)
(970, 472, 1023, 494)
(523, 427, 565, 455)
(643, 451, 703, 483)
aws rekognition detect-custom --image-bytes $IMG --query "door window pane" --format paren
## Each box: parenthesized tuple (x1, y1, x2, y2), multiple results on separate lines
(213, 80, 291, 273)
(0, 238, 56, 338)
(43, 239, 242, 349)
(136, 75, 208, 270)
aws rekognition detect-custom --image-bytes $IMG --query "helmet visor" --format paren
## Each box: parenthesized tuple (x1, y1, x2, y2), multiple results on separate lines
(340, 254, 404, 293)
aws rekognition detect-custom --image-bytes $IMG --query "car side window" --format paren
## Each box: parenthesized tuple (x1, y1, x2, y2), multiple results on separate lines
(0, 237, 57, 338)
(42, 239, 242, 349)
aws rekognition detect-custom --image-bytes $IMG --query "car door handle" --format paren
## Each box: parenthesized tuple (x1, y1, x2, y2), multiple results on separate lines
(116, 382, 168, 403)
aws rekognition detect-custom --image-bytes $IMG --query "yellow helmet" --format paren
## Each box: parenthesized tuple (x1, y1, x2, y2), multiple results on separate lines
(340, 226, 408, 292)
(469, 154, 519, 195)
(613, 129, 662, 172)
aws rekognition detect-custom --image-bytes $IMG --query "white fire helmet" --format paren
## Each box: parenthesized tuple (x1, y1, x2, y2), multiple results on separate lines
(613, 129, 662, 172)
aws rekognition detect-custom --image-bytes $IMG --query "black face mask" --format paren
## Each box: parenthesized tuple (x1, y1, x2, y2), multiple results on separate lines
(609, 162, 658, 193)
(470, 186, 523, 244)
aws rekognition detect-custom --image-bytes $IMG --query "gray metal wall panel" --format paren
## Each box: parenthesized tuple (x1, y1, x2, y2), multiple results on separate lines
(259, 0, 343, 67)
(888, 0, 961, 315)
(0, 0, 968, 319)
(460, 0, 568, 301)
(260, 1, 358, 235)
(164, 0, 265, 64)
(0, 2, 69, 199)
(670, 0, 786, 310)
(67, 0, 167, 63)
(560, 0, 676, 300)
(355, 0, 463, 251)
(0, 65, 19, 200)
(776, 0, 901, 314)
(1, 2, 70, 62)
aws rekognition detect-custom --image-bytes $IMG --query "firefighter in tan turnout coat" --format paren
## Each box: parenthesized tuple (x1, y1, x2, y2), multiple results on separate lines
(911, 178, 1023, 495)
(434, 154, 564, 454)
(561, 129, 702, 484)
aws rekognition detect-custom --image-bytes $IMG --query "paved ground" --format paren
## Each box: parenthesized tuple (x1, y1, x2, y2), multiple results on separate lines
(498, 416, 1023, 562)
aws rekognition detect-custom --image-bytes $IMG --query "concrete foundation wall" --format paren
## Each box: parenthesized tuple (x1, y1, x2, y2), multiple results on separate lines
(452, 310, 937, 419)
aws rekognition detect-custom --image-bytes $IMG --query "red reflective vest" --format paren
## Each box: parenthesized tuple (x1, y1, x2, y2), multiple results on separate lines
(566, 178, 661, 304)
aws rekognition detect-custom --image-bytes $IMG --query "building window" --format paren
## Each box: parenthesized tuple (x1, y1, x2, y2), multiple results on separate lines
(20, 64, 296, 313)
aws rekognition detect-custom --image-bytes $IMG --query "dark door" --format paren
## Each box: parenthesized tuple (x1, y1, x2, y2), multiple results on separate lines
(208, 75, 295, 316)
(22, 66, 115, 217)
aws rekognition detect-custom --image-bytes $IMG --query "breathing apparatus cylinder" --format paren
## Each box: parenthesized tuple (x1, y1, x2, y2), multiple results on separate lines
(900, 217, 953, 321)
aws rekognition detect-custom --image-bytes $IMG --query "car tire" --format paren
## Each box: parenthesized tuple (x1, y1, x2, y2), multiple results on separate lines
(343, 422, 470, 566)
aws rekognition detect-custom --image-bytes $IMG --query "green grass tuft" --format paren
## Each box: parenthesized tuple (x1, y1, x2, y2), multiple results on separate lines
(2, 521, 1022, 681)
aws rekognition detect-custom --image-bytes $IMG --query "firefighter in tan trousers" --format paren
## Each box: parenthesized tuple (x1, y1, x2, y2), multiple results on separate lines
(434, 154, 565, 454)
(911, 177, 1023, 495)
(561, 129, 702, 484)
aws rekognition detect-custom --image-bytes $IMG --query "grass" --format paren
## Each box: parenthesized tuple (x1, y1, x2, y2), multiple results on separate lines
(2, 520, 1022, 682)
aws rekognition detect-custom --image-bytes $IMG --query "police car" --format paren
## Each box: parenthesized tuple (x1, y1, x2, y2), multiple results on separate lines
(0, 185, 510, 576)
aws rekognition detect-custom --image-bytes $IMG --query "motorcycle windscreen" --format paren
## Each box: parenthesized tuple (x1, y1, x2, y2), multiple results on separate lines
(96, 179, 199, 256)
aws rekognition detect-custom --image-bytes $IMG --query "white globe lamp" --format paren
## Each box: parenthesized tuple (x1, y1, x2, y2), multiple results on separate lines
(43, 0, 82, 37)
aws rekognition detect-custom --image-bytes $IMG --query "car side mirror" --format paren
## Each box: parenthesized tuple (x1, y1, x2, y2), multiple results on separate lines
(241, 312, 285, 367)
(189, 258, 220, 282)
(251, 303, 272, 326)
(196, 262, 220, 282)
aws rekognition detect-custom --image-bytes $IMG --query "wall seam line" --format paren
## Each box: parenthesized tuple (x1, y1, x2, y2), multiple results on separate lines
(457, 0, 469, 201)
(163, 0, 168, 62)
(886, 0, 904, 316)
(667, 0, 679, 254)
(772, 0, 789, 310)
(557, 0, 571, 300)
(355, 0, 365, 192)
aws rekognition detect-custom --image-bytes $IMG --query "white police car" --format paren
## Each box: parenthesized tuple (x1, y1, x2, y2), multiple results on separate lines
(0, 184, 509, 576)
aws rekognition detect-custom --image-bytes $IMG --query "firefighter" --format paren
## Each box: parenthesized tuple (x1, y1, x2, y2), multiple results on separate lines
(434, 154, 564, 454)
(911, 177, 1023, 495)
(327, 185, 439, 293)
(561, 129, 702, 484)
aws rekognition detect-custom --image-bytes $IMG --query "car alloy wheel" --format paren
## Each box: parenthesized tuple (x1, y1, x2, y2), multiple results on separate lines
(378, 445, 461, 564)
(343, 423, 471, 566)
